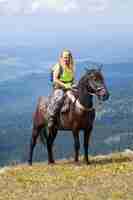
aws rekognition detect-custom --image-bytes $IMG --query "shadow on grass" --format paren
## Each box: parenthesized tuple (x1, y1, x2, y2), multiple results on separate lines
(57, 153, 133, 166)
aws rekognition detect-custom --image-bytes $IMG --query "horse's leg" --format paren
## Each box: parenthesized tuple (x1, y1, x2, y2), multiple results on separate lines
(73, 129, 80, 162)
(83, 126, 92, 165)
(28, 126, 41, 165)
(47, 128, 57, 164)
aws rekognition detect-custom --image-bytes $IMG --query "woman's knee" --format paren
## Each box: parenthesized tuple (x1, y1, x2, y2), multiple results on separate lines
(54, 89, 64, 101)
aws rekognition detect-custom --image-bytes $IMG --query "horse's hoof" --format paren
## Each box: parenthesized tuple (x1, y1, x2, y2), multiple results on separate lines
(74, 161, 81, 166)
(28, 160, 32, 166)
(48, 160, 55, 165)
(85, 161, 90, 165)
(83, 158, 90, 165)
(74, 159, 79, 163)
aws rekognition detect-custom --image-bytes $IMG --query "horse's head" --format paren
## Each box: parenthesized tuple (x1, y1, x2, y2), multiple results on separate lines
(84, 68, 109, 101)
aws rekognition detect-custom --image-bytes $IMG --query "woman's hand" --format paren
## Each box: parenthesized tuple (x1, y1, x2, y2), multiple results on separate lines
(64, 83, 72, 89)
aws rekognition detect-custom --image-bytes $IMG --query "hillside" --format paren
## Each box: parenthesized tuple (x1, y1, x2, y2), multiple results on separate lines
(0, 151, 133, 200)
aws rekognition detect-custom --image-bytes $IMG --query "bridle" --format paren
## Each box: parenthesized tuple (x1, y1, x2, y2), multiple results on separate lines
(67, 70, 108, 112)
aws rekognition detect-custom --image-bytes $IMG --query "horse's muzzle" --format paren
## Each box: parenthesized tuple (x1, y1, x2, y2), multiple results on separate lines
(97, 88, 110, 101)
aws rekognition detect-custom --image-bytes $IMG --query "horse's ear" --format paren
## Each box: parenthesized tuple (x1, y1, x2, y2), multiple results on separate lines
(84, 67, 90, 73)
(98, 64, 103, 72)
(84, 63, 103, 72)
(85, 64, 96, 71)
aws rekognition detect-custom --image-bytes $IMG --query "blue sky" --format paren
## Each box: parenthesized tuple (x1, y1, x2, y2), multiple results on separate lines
(0, 0, 133, 62)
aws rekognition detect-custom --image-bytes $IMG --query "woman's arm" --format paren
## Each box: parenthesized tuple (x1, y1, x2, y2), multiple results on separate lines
(53, 67, 66, 88)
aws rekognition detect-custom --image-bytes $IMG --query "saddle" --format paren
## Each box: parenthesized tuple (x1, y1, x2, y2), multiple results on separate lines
(37, 87, 79, 126)
(61, 88, 79, 113)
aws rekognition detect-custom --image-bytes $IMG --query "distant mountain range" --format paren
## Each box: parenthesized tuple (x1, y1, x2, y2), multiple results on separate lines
(0, 50, 133, 166)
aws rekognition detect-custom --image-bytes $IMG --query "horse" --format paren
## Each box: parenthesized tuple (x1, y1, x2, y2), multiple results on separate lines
(28, 68, 109, 165)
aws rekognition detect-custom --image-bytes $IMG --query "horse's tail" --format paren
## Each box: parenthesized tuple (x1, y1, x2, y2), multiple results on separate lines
(32, 96, 48, 145)
(39, 123, 48, 145)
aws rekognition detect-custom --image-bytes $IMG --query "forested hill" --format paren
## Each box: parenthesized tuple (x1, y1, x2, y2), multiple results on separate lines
(0, 57, 133, 166)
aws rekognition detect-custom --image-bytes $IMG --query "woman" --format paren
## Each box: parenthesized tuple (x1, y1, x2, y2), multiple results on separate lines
(48, 49, 75, 128)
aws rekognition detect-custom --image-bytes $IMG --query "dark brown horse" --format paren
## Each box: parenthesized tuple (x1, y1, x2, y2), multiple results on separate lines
(28, 68, 109, 165)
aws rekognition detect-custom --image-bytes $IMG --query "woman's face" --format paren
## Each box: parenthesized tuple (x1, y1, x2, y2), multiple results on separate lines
(62, 52, 70, 65)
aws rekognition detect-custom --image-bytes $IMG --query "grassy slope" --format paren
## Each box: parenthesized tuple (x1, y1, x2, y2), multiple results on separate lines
(0, 152, 133, 200)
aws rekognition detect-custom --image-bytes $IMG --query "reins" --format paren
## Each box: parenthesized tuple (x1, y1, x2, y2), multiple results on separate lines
(66, 91, 94, 112)
(75, 98, 94, 112)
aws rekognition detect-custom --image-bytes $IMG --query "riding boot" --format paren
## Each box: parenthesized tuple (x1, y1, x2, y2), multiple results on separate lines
(47, 89, 65, 128)
(48, 115, 56, 128)
(48, 104, 60, 128)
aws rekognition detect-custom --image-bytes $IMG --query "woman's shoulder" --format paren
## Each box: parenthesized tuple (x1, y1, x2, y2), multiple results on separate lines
(52, 63, 61, 71)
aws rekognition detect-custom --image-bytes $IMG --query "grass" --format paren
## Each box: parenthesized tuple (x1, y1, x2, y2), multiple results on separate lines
(0, 152, 133, 200)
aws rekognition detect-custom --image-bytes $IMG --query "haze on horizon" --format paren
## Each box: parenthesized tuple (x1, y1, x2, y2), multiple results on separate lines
(0, 0, 133, 63)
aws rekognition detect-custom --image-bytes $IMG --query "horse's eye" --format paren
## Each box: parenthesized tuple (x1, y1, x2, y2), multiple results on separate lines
(90, 75, 95, 80)
(92, 76, 97, 81)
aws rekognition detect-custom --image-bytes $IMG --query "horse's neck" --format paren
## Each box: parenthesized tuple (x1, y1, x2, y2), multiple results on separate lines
(78, 92, 93, 109)
(77, 79, 93, 109)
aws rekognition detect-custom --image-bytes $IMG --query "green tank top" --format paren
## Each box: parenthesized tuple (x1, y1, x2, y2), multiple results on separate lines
(59, 66, 74, 83)
(53, 63, 74, 89)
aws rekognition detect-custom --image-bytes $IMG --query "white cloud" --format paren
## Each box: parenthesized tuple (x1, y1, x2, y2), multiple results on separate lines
(0, 0, 23, 15)
(30, 0, 109, 14)
(87, 0, 109, 13)
(0, 0, 110, 15)
(30, 0, 79, 14)
(0, 0, 132, 16)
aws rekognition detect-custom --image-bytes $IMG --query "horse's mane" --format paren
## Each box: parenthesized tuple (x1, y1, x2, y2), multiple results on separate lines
(78, 69, 98, 88)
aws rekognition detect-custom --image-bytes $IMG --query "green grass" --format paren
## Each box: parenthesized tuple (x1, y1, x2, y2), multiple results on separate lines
(0, 152, 133, 200)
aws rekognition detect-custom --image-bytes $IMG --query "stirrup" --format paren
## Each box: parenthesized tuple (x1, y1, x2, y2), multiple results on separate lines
(48, 117, 55, 128)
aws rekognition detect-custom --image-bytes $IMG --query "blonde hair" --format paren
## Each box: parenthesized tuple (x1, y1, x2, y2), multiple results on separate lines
(59, 49, 75, 72)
